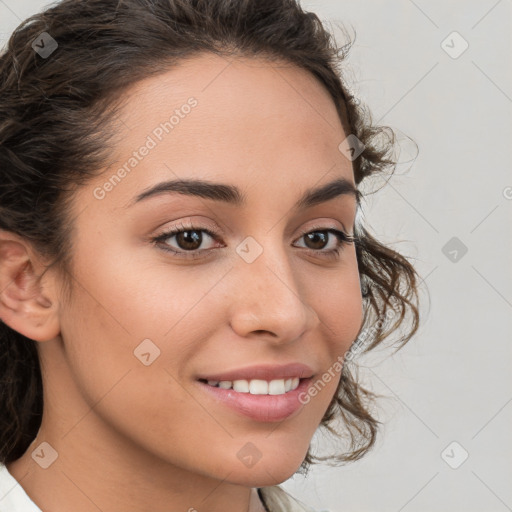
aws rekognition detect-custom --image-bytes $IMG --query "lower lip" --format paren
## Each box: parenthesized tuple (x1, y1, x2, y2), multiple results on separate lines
(196, 378, 312, 422)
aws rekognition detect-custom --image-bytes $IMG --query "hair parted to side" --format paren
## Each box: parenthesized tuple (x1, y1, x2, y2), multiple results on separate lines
(0, 0, 421, 469)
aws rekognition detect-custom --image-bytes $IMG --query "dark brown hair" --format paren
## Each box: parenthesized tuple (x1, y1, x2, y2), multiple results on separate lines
(0, 0, 420, 469)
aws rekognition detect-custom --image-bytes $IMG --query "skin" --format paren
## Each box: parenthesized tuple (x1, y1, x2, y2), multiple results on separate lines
(0, 53, 363, 512)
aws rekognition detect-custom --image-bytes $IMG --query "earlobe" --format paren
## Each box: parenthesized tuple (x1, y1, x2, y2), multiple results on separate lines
(0, 230, 60, 342)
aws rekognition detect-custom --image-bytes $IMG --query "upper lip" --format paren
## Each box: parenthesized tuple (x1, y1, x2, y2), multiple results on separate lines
(197, 363, 314, 382)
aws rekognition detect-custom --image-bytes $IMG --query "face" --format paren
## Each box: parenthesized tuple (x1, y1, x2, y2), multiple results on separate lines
(43, 53, 363, 486)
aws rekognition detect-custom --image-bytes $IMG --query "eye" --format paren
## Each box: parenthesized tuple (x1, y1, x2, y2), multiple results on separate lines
(151, 222, 355, 261)
(293, 227, 355, 259)
(151, 222, 222, 259)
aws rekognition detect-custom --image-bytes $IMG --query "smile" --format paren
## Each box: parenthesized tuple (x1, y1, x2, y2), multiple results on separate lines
(200, 377, 301, 395)
(196, 377, 313, 422)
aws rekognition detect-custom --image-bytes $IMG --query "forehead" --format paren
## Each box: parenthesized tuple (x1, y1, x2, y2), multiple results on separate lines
(116, 52, 348, 160)
(85, 53, 354, 215)
(123, 52, 343, 127)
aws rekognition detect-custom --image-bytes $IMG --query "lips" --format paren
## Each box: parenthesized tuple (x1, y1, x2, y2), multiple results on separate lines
(194, 363, 315, 421)
(196, 363, 314, 382)
(196, 376, 314, 422)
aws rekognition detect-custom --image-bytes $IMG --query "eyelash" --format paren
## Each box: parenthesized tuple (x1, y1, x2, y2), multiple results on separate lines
(151, 222, 356, 261)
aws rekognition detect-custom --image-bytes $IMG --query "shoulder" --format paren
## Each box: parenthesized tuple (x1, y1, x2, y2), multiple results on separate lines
(258, 485, 326, 512)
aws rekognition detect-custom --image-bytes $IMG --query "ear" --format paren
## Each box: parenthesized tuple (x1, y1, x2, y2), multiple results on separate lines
(0, 229, 60, 342)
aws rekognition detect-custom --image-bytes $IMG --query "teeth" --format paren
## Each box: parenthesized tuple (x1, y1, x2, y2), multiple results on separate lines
(233, 380, 249, 393)
(268, 379, 285, 395)
(205, 377, 301, 395)
(249, 379, 268, 395)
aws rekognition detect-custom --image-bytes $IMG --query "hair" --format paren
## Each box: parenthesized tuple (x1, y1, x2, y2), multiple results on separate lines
(0, 0, 421, 470)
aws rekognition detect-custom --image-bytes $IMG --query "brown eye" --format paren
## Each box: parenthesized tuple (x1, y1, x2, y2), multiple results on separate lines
(152, 224, 221, 258)
(303, 231, 329, 250)
(174, 230, 203, 251)
(293, 228, 355, 259)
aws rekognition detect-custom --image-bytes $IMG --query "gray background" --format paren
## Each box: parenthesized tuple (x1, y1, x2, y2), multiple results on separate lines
(1, 1, 511, 511)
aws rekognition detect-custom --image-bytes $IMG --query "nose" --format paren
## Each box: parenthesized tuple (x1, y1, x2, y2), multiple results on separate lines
(228, 243, 319, 344)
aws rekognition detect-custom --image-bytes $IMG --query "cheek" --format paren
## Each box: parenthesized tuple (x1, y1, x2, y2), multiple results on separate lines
(63, 239, 225, 354)
(309, 263, 363, 354)
(293, 257, 362, 416)
(57, 283, 225, 472)
(55, 248, 238, 458)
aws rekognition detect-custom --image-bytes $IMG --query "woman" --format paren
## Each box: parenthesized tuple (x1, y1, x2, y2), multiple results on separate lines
(0, 0, 420, 510)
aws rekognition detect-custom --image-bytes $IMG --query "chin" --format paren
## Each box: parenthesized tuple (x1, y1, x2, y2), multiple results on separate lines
(222, 449, 308, 487)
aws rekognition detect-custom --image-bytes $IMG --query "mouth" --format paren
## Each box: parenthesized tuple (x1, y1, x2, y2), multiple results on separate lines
(196, 376, 313, 422)
(198, 377, 301, 395)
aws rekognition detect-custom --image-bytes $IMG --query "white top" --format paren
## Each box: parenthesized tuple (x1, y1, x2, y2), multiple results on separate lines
(0, 463, 322, 512)
(259, 485, 323, 512)
(0, 464, 41, 511)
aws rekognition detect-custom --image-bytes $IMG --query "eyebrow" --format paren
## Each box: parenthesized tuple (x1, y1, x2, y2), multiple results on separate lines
(128, 176, 360, 209)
